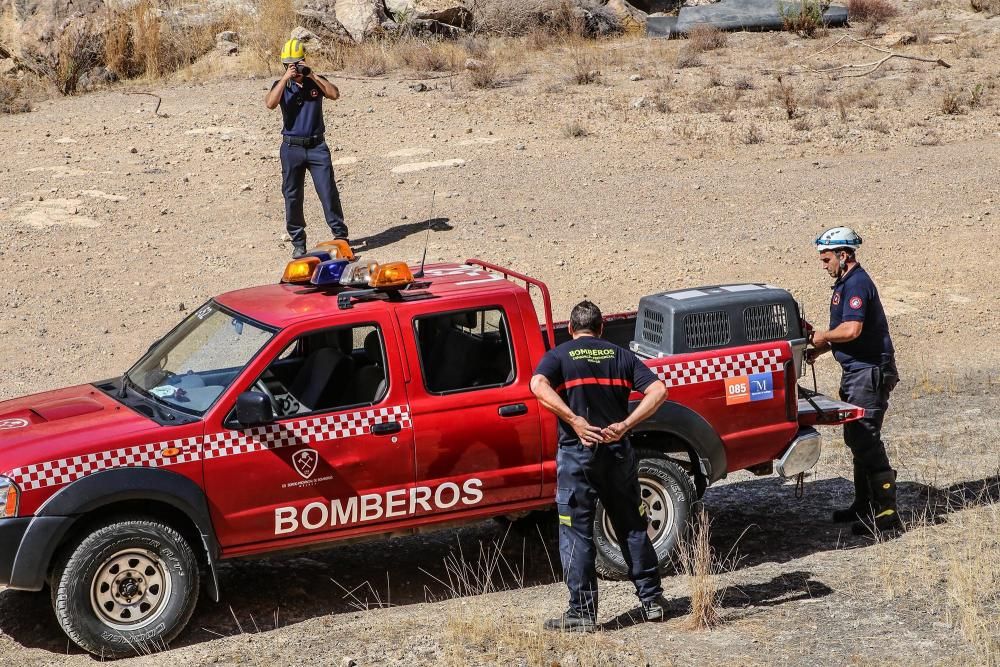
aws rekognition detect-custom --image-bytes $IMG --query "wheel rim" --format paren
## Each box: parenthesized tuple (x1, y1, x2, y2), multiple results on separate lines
(603, 477, 676, 549)
(91, 549, 172, 631)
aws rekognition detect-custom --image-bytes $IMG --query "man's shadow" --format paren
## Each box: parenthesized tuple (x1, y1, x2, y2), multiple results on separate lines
(602, 570, 835, 630)
(353, 217, 452, 253)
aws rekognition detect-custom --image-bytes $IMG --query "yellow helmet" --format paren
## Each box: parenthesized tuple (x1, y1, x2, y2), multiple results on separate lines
(280, 38, 305, 63)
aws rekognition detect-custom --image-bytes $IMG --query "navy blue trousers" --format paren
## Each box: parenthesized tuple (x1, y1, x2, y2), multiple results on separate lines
(839, 358, 899, 475)
(556, 441, 662, 620)
(280, 140, 347, 246)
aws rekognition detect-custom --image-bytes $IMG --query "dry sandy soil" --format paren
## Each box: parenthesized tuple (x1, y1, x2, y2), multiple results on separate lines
(1, 8, 999, 666)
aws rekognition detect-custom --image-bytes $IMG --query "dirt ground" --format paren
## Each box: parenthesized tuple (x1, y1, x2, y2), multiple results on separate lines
(1, 9, 999, 666)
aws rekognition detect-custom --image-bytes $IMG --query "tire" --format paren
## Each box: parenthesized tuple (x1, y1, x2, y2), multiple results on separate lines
(50, 519, 200, 658)
(594, 452, 697, 580)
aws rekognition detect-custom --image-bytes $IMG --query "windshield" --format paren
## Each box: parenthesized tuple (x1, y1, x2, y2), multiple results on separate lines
(126, 303, 274, 416)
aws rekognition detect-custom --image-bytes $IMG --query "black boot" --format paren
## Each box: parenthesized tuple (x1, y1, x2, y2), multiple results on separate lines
(852, 469, 903, 536)
(832, 461, 872, 523)
(543, 611, 597, 633)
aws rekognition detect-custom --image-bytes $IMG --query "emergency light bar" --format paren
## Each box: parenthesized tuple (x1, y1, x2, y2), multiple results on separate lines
(281, 251, 414, 291)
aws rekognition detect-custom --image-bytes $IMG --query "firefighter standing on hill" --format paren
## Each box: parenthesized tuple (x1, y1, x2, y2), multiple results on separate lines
(264, 38, 348, 258)
(530, 301, 671, 632)
(807, 226, 903, 535)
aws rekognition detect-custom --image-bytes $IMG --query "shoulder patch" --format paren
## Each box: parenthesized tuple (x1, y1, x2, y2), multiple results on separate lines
(831, 292, 841, 306)
(849, 296, 863, 310)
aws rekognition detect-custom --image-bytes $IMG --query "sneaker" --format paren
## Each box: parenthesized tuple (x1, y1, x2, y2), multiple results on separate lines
(291, 244, 307, 259)
(641, 595, 671, 622)
(543, 612, 597, 633)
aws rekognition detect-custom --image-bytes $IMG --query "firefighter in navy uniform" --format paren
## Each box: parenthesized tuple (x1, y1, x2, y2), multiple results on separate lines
(530, 301, 670, 632)
(807, 226, 903, 535)
(264, 38, 348, 258)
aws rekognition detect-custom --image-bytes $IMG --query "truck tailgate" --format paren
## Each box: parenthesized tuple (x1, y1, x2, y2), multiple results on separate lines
(797, 388, 865, 426)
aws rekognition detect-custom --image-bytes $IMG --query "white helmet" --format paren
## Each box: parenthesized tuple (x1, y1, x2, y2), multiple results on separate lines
(815, 226, 862, 252)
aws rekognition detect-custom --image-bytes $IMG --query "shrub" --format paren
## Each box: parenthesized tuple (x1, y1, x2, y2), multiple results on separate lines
(774, 79, 798, 119)
(732, 74, 754, 91)
(940, 89, 964, 115)
(675, 47, 702, 69)
(345, 43, 389, 77)
(687, 25, 727, 52)
(739, 123, 765, 144)
(567, 45, 600, 84)
(468, 56, 501, 88)
(55, 20, 104, 94)
(561, 120, 590, 137)
(847, 0, 899, 23)
(780, 0, 825, 37)
(0, 77, 30, 114)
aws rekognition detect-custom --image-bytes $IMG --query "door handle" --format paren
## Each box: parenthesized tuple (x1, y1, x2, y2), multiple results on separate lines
(498, 403, 528, 417)
(371, 421, 402, 435)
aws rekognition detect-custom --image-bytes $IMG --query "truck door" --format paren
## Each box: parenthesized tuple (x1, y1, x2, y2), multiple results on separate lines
(203, 312, 415, 550)
(398, 294, 545, 511)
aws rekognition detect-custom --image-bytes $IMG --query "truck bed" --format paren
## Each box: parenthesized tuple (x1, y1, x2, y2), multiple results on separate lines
(550, 312, 637, 350)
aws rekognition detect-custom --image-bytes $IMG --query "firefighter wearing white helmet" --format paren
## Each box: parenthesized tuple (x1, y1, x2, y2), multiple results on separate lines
(264, 38, 347, 258)
(807, 226, 902, 535)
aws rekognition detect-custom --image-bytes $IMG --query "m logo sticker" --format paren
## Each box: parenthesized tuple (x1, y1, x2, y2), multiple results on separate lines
(749, 372, 774, 401)
(292, 448, 319, 480)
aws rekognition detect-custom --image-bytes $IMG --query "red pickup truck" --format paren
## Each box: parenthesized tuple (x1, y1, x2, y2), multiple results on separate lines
(0, 253, 861, 656)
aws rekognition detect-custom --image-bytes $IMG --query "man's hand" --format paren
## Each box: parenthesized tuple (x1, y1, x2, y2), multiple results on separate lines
(570, 416, 604, 447)
(601, 421, 629, 443)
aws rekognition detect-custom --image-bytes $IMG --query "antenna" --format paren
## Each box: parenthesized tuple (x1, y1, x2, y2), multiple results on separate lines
(413, 190, 435, 279)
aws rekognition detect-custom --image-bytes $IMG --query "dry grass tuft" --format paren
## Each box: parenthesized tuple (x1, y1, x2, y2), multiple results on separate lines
(687, 25, 728, 52)
(468, 55, 502, 88)
(773, 78, 798, 119)
(676, 47, 703, 69)
(344, 43, 390, 77)
(562, 120, 591, 137)
(55, 19, 104, 94)
(566, 44, 601, 84)
(0, 77, 31, 114)
(395, 39, 467, 72)
(677, 508, 723, 629)
(941, 89, 965, 115)
(738, 123, 766, 144)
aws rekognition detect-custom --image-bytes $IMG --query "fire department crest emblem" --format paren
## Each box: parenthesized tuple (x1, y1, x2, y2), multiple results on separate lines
(292, 448, 319, 479)
(831, 292, 841, 306)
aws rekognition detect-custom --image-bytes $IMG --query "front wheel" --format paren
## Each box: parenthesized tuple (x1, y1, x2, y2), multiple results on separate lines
(594, 453, 697, 580)
(51, 519, 200, 658)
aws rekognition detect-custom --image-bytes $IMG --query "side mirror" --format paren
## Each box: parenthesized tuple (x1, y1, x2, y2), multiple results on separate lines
(235, 391, 273, 427)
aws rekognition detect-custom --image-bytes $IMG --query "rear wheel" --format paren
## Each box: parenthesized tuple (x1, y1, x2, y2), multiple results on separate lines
(51, 519, 200, 658)
(594, 453, 697, 580)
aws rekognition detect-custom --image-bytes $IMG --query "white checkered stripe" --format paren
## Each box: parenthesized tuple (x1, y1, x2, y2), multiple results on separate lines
(8, 436, 201, 492)
(6, 405, 411, 492)
(203, 405, 412, 459)
(653, 348, 784, 388)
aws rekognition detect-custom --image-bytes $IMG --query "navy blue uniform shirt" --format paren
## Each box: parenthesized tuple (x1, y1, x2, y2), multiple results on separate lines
(829, 264, 894, 371)
(535, 337, 658, 446)
(271, 77, 326, 138)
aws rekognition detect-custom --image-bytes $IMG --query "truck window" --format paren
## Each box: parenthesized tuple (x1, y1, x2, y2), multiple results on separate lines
(255, 324, 387, 417)
(414, 307, 515, 394)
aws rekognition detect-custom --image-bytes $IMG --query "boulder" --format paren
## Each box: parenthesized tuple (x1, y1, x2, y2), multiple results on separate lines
(384, 0, 472, 28)
(9, 0, 106, 68)
(295, 0, 355, 43)
(216, 30, 239, 56)
(607, 0, 649, 31)
(335, 0, 389, 41)
(880, 31, 917, 47)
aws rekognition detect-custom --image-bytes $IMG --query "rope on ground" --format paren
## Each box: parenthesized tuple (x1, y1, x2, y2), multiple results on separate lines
(763, 35, 951, 78)
(125, 92, 165, 117)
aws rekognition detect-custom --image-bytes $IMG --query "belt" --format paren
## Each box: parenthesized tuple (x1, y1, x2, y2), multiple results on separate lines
(282, 135, 324, 148)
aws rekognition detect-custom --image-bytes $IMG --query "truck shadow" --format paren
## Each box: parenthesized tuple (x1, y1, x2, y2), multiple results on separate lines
(1, 473, 995, 656)
(702, 473, 1000, 571)
(352, 217, 452, 253)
